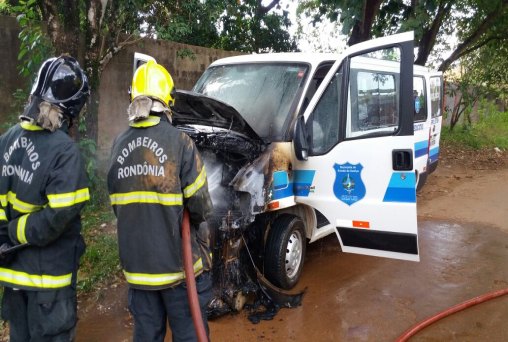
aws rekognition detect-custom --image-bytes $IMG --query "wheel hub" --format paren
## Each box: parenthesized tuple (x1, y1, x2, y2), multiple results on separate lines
(285, 231, 302, 279)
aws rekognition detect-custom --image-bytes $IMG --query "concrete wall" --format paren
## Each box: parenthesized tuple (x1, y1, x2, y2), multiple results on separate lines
(0, 15, 241, 169)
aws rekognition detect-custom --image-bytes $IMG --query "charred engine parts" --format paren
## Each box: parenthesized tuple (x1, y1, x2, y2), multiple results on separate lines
(176, 124, 304, 321)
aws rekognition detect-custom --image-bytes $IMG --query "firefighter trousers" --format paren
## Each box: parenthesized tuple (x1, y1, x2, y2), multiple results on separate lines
(1, 286, 77, 342)
(128, 271, 213, 342)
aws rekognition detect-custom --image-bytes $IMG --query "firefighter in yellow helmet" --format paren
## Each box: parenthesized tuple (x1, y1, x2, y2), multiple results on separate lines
(107, 59, 213, 341)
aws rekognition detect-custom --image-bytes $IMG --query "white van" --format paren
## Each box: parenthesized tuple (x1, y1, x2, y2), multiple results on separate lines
(413, 67, 443, 190)
(136, 32, 424, 316)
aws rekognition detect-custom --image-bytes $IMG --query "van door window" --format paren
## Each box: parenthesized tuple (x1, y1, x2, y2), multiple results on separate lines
(308, 72, 342, 155)
(300, 63, 334, 114)
(430, 76, 442, 118)
(347, 50, 401, 138)
(413, 76, 427, 122)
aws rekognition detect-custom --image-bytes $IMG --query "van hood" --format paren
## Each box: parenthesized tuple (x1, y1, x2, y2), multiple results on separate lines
(172, 90, 262, 142)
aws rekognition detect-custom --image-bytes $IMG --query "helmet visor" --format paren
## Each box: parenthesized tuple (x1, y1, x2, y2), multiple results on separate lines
(42, 62, 84, 102)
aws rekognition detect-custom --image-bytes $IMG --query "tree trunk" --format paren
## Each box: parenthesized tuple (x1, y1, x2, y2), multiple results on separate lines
(40, 0, 82, 138)
(38, 0, 109, 143)
(82, 0, 105, 143)
(40, 0, 81, 58)
(347, 0, 383, 46)
(450, 95, 464, 130)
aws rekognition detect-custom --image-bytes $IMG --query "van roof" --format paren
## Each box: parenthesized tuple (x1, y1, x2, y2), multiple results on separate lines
(209, 52, 338, 68)
(209, 52, 439, 75)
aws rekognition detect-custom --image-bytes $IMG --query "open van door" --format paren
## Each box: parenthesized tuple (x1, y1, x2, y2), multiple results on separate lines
(428, 72, 443, 173)
(413, 69, 431, 191)
(294, 32, 419, 261)
(132, 52, 156, 76)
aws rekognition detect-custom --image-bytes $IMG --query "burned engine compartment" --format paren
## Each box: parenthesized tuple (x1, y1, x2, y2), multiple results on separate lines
(177, 124, 267, 316)
(176, 124, 304, 320)
(171, 86, 306, 319)
(178, 124, 264, 224)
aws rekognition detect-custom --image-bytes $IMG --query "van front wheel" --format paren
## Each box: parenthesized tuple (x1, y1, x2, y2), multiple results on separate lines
(264, 214, 306, 290)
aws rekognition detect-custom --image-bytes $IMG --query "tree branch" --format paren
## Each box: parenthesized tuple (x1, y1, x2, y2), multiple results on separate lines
(439, 2, 508, 72)
(414, 2, 452, 66)
(259, 0, 279, 15)
(457, 35, 507, 59)
(99, 35, 144, 68)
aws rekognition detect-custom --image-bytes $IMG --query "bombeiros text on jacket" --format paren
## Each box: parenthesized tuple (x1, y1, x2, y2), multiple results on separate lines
(2, 137, 41, 184)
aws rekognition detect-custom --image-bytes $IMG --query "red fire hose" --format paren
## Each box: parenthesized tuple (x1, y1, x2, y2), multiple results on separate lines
(182, 209, 208, 342)
(396, 287, 508, 342)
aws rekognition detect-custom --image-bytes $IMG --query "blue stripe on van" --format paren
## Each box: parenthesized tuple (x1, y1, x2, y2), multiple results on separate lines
(294, 170, 316, 197)
(273, 171, 289, 190)
(383, 172, 416, 203)
(414, 140, 429, 158)
(429, 146, 440, 163)
(273, 186, 294, 200)
(272, 171, 293, 200)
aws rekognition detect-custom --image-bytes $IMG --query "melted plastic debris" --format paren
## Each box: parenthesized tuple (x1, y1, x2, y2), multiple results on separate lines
(246, 281, 305, 324)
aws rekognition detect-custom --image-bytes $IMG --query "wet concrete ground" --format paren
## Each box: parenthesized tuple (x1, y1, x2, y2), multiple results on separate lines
(76, 219, 508, 341)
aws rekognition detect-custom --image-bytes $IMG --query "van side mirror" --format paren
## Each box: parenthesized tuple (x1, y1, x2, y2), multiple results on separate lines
(294, 115, 309, 161)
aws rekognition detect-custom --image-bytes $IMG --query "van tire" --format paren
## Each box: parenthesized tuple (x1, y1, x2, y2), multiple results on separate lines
(264, 214, 306, 290)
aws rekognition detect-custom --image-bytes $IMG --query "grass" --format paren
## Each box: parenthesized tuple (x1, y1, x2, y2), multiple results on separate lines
(442, 109, 508, 150)
(78, 204, 121, 293)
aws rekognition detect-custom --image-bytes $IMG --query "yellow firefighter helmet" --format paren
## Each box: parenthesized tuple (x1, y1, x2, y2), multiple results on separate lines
(131, 60, 175, 107)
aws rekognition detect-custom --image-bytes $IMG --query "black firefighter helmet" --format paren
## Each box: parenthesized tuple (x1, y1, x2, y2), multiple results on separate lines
(22, 56, 90, 120)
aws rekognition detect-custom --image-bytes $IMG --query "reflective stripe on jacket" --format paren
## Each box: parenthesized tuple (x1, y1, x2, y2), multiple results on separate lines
(0, 122, 89, 290)
(107, 115, 213, 290)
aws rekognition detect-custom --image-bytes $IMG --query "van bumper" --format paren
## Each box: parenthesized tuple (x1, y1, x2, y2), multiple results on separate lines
(427, 160, 439, 174)
(416, 171, 428, 192)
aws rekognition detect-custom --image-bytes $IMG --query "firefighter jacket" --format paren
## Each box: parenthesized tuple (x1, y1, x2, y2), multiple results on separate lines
(0, 121, 89, 291)
(107, 114, 213, 290)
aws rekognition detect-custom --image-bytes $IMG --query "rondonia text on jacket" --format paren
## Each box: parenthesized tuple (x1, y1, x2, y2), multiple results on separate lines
(115, 136, 167, 180)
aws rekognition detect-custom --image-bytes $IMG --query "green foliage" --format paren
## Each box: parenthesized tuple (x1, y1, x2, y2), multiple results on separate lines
(12, 0, 54, 78)
(3, 0, 54, 132)
(297, 0, 508, 71)
(176, 48, 197, 61)
(144, 0, 297, 53)
(446, 29, 508, 129)
(442, 105, 508, 149)
(0, 0, 13, 15)
(217, 0, 297, 52)
(300, 0, 449, 41)
(150, 0, 222, 48)
(441, 125, 481, 149)
(0, 89, 26, 134)
(77, 116, 109, 208)
(78, 206, 120, 293)
(474, 106, 508, 149)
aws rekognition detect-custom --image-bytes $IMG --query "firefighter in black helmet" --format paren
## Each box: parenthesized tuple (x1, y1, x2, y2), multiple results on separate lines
(0, 55, 90, 341)
(107, 60, 213, 341)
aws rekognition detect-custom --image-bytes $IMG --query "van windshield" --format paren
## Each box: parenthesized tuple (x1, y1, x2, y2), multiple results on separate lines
(193, 63, 309, 141)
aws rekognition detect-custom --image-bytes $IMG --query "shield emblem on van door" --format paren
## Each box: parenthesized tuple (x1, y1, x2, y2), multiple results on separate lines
(333, 163, 366, 206)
